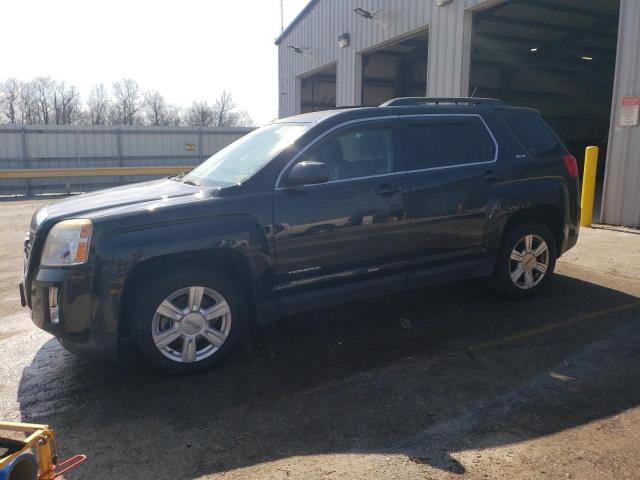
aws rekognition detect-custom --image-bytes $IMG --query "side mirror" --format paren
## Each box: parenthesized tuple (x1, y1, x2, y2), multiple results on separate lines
(286, 161, 330, 186)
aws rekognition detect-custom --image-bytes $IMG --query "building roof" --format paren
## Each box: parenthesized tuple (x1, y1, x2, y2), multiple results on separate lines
(275, 0, 320, 45)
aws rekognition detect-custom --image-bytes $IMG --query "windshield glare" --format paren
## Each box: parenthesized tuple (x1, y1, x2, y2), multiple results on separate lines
(183, 123, 310, 187)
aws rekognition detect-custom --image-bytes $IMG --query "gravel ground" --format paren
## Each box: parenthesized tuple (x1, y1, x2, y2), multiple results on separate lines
(1, 198, 639, 479)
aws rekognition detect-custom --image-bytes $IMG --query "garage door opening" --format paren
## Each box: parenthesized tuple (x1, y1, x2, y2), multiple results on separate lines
(361, 31, 428, 106)
(470, 0, 620, 214)
(300, 63, 336, 113)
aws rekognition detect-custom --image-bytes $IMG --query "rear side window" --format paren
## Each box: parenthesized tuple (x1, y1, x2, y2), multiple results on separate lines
(405, 116, 496, 170)
(502, 110, 562, 157)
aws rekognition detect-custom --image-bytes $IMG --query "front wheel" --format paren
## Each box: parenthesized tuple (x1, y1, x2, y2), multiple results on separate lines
(130, 268, 245, 374)
(489, 221, 557, 299)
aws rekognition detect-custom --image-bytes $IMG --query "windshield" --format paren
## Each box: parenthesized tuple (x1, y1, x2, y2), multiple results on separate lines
(181, 123, 311, 187)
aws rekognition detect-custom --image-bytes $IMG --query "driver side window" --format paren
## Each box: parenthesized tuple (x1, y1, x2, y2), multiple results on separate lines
(301, 125, 395, 182)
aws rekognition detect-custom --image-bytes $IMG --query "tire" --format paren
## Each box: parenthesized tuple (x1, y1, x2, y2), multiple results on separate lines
(489, 221, 557, 300)
(130, 268, 246, 374)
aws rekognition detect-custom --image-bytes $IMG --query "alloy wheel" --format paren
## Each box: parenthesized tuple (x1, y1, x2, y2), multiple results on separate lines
(151, 286, 232, 363)
(509, 234, 549, 290)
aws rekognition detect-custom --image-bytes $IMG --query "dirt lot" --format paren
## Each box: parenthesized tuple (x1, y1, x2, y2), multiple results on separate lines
(1, 198, 639, 479)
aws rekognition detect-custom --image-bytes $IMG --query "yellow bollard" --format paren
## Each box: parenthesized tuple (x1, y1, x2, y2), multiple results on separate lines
(580, 146, 599, 227)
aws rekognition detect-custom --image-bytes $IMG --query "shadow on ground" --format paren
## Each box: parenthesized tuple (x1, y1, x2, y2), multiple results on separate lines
(17, 274, 640, 478)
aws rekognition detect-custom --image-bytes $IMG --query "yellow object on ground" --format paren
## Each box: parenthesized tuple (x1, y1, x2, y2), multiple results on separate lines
(0, 421, 85, 480)
(580, 146, 599, 227)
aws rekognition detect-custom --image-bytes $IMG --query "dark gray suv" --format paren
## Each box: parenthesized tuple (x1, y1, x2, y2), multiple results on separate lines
(20, 97, 580, 374)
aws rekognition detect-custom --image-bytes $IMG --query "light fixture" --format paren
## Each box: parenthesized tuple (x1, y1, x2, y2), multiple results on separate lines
(338, 33, 350, 48)
(287, 45, 313, 60)
(581, 56, 593, 61)
(530, 47, 538, 52)
(354, 7, 375, 19)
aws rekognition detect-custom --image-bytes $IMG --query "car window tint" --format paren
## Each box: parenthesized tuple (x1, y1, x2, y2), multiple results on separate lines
(406, 117, 495, 170)
(304, 127, 394, 181)
(503, 110, 561, 157)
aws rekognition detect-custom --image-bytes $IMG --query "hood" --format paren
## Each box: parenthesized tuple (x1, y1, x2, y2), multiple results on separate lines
(32, 179, 208, 231)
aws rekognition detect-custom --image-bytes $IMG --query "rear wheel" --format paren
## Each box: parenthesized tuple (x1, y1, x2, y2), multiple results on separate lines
(490, 221, 557, 299)
(130, 268, 245, 374)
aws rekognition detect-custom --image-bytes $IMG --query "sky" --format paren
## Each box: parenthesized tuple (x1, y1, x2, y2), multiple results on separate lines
(2, 0, 309, 125)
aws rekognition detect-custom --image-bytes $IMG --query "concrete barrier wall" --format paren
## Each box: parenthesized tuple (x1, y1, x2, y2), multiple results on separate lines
(0, 125, 254, 195)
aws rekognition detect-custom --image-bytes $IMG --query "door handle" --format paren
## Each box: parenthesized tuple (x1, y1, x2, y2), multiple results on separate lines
(374, 184, 404, 196)
(482, 170, 498, 181)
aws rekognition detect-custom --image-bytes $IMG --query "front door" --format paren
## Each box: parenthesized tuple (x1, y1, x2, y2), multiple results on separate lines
(273, 120, 411, 294)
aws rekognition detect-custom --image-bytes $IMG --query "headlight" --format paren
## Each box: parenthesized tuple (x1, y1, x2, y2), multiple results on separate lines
(41, 219, 93, 266)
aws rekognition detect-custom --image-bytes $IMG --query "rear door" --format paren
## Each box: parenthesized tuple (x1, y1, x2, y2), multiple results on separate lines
(401, 114, 498, 266)
(501, 108, 580, 243)
(272, 119, 411, 294)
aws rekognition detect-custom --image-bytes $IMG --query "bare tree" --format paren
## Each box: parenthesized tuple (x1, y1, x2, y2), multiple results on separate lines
(163, 104, 182, 126)
(212, 90, 236, 127)
(18, 82, 39, 125)
(0, 78, 21, 123)
(112, 78, 141, 125)
(87, 84, 110, 126)
(52, 81, 81, 125)
(185, 101, 215, 127)
(142, 90, 181, 126)
(1, 75, 256, 128)
(143, 90, 165, 126)
(229, 109, 255, 127)
(31, 77, 54, 124)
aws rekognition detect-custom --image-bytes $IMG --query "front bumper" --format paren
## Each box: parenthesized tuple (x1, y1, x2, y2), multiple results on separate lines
(22, 265, 118, 359)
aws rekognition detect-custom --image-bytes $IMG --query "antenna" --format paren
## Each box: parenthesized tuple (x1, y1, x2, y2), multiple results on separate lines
(470, 85, 478, 97)
(279, 0, 284, 118)
(280, 0, 284, 35)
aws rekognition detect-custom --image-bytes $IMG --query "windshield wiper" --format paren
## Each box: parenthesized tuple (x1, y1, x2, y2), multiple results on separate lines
(169, 172, 200, 186)
(170, 172, 188, 181)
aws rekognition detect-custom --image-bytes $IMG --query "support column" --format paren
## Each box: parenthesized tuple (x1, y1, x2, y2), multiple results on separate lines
(353, 53, 363, 107)
(336, 50, 360, 107)
(427, 1, 473, 97)
(21, 127, 30, 196)
(116, 128, 124, 186)
(601, 0, 640, 227)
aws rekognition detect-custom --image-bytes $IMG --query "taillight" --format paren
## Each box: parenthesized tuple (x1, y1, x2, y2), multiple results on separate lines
(563, 154, 578, 178)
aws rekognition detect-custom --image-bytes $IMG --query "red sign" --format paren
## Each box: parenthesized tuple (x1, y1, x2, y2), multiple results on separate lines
(620, 96, 640, 126)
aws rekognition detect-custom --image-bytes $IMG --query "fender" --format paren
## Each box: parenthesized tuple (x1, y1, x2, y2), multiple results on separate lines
(91, 207, 273, 337)
(484, 176, 569, 253)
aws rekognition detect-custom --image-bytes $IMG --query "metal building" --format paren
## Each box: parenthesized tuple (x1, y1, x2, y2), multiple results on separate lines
(276, 0, 640, 227)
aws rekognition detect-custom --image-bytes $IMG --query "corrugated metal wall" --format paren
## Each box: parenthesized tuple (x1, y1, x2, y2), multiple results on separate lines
(601, 0, 640, 227)
(277, 0, 494, 116)
(427, 1, 473, 97)
(278, 0, 436, 116)
(0, 125, 253, 195)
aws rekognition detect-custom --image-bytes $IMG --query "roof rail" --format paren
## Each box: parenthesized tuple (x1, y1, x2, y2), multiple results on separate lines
(332, 105, 369, 110)
(380, 97, 507, 107)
